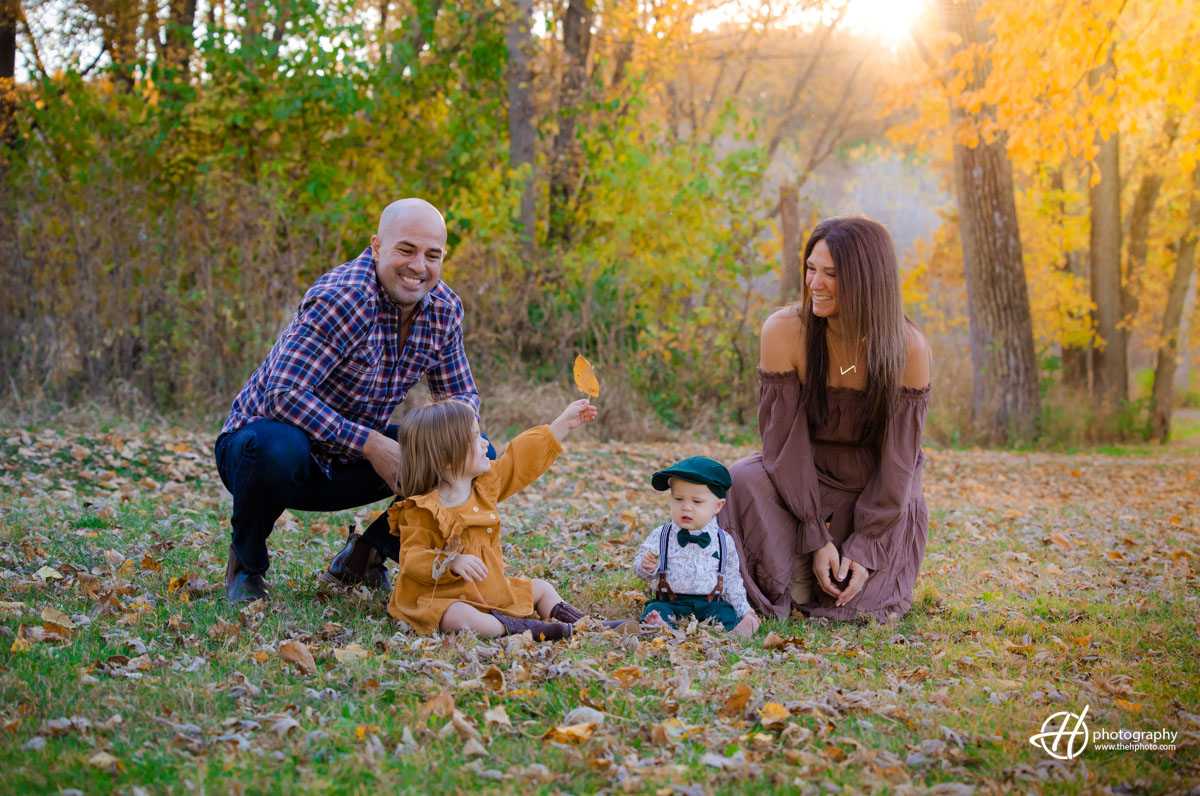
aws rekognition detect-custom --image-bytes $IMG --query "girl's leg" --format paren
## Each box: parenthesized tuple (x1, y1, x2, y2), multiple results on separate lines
(531, 578, 565, 619)
(439, 602, 505, 637)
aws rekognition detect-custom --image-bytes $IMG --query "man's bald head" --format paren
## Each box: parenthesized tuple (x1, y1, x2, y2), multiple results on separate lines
(371, 199, 448, 309)
(377, 198, 446, 243)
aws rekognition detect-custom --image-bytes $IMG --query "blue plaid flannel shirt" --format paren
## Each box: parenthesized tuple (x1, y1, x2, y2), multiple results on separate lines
(221, 247, 480, 476)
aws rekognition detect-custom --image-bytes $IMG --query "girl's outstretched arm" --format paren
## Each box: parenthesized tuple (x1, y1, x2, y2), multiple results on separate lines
(548, 399, 597, 441)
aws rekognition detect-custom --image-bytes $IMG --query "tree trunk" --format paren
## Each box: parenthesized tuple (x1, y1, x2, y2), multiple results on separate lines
(244, 0, 264, 48)
(1123, 171, 1163, 325)
(938, 0, 1040, 441)
(1149, 180, 1200, 441)
(1050, 169, 1089, 389)
(0, 0, 21, 381)
(778, 183, 802, 300)
(165, 0, 199, 73)
(547, 0, 592, 245)
(505, 0, 536, 258)
(378, 0, 389, 62)
(1176, 273, 1196, 393)
(1088, 50, 1127, 410)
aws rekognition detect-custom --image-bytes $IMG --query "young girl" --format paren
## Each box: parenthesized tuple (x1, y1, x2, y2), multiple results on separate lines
(386, 398, 615, 640)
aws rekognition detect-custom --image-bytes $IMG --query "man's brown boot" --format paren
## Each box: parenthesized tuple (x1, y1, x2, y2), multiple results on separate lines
(225, 546, 269, 603)
(324, 527, 389, 590)
(490, 611, 572, 642)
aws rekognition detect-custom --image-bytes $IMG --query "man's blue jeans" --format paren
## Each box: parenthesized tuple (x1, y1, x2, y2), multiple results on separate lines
(214, 419, 496, 575)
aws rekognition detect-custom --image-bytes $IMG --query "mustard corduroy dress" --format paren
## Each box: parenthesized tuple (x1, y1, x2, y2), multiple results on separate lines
(386, 426, 562, 633)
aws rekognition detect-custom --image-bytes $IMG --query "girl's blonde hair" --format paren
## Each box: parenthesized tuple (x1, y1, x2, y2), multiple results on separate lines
(398, 400, 477, 497)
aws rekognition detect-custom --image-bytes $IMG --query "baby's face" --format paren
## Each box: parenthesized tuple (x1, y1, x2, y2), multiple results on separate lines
(667, 478, 725, 530)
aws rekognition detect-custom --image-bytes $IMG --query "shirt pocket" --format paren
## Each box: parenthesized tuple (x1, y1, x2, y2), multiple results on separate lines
(337, 345, 381, 385)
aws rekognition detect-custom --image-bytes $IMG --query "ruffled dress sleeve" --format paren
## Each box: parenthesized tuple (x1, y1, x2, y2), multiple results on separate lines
(475, 425, 564, 504)
(758, 369, 830, 555)
(841, 385, 930, 570)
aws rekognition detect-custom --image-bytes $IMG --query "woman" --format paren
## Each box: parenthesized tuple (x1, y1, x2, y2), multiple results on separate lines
(718, 216, 931, 621)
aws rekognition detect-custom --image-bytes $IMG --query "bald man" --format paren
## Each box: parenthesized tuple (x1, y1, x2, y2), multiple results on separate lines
(214, 199, 490, 602)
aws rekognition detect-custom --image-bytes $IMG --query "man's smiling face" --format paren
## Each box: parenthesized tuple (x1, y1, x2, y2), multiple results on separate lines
(371, 200, 447, 309)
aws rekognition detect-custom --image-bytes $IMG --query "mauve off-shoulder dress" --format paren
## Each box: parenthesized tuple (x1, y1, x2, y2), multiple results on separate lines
(718, 370, 930, 621)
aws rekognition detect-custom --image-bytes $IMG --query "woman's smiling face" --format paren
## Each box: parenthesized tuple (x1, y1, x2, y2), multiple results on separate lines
(805, 239, 838, 319)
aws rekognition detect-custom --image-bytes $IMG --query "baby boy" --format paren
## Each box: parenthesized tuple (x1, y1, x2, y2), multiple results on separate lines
(633, 457, 760, 637)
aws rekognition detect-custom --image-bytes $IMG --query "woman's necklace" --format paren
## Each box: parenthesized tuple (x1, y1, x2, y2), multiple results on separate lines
(828, 332, 862, 376)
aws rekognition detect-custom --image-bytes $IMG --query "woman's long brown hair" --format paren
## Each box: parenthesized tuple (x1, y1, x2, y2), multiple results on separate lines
(799, 216, 910, 446)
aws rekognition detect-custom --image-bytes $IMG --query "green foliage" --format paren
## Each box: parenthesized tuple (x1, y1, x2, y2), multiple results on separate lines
(5, 0, 772, 430)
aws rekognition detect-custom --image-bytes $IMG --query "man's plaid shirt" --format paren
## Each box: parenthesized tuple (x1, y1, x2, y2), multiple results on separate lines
(220, 247, 480, 476)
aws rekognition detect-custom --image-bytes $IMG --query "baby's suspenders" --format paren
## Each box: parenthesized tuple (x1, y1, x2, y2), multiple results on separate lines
(653, 524, 726, 602)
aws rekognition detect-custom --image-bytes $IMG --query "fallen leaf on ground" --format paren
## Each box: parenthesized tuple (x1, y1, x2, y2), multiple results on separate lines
(421, 692, 455, 720)
(722, 683, 752, 717)
(759, 701, 790, 730)
(279, 640, 316, 675)
(485, 706, 512, 729)
(482, 665, 505, 693)
(543, 722, 596, 745)
(333, 644, 370, 664)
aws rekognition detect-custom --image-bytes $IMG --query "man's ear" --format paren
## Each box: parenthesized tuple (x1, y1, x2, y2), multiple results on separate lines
(714, 497, 726, 514)
(370, 234, 381, 257)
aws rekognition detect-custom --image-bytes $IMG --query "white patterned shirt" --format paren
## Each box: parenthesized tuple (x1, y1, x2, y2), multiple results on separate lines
(632, 517, 753, 618)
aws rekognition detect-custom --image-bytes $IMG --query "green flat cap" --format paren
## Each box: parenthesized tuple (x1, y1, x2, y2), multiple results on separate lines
(650, 456, 732, 498)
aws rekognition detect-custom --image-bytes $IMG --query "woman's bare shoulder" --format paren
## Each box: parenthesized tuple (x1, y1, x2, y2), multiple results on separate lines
(760, 306, 805, 372)
(902, 322, 931, 388)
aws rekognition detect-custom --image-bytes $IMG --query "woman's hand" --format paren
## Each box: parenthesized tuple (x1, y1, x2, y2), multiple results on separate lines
(835, 557, 869, 607)
(448, 554, 488, 582)
(813, 541, 843, 598)
(549, 399, 598, 440)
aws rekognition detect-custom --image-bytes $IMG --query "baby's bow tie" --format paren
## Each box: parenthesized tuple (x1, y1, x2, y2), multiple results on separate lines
(676, 529, 711, 549)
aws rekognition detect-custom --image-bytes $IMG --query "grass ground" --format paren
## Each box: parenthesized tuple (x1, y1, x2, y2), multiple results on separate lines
(0, 424, 1196, 794)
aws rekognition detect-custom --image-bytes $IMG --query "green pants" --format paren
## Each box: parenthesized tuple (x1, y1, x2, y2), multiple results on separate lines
(641, 594, 740, 631)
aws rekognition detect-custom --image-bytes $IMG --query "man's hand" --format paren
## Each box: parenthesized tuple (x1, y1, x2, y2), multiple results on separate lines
(362, 430, 403, 494)
(549, 399, 598, 440)
(448, 554, 488, 582)
(639, 551, 659, 574)
(813, 540, 843, 598)
(731, 610, 760, 638)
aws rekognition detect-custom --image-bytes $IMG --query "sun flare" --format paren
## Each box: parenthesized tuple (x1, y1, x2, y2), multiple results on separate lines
(842, 0, 930, 44)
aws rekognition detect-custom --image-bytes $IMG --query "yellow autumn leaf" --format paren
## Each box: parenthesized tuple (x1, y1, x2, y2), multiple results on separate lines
(41, 607, 74, 629)
(759, 701, 790, 730)
(573, 354, 600, 397)
(543, 722, 597, 745)
(332, 644, 371, 664)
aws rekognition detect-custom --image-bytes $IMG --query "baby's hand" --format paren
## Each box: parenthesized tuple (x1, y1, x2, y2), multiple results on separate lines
(448, 554, 488, 582)
(639, 551, 659, 574)
(549, 399, 598, 440)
